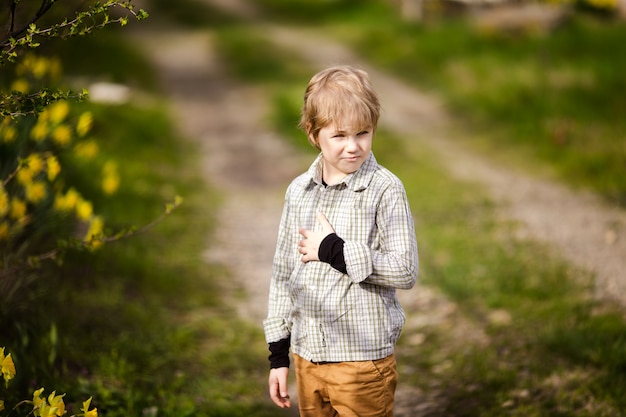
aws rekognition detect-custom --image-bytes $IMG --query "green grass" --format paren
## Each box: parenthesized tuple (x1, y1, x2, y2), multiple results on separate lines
(1, 98, 275, 416)
(337, 12, 626, 205)
(1, 18, 275, 417)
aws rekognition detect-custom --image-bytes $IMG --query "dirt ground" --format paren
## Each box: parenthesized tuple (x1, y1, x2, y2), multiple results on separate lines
(129, 1, 626, 414)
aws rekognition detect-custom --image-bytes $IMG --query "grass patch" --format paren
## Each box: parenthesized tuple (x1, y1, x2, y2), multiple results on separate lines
(146, 0, 240, 28)
(379, 129, 626, 416)
(339, 12, 626, 205)
(1, 98, 274, 416)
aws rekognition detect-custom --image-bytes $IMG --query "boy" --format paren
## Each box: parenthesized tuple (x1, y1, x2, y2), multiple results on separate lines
(263, 65, 418, 417)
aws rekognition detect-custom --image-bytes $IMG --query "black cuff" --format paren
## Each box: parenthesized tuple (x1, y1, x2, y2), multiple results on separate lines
(268, 337, 290, 369)
(319, 233, 347, 274)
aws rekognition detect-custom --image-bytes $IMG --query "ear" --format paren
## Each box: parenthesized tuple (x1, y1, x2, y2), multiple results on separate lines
(306, 123, 320, 149)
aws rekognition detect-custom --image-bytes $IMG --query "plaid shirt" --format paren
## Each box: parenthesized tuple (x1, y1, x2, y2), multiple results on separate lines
(263, 152, 418, 362)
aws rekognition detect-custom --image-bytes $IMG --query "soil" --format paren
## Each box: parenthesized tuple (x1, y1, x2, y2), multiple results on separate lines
(129, 1, 626, 414)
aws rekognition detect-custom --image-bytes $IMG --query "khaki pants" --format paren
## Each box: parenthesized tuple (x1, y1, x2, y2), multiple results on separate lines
(293, 353, 398, 417)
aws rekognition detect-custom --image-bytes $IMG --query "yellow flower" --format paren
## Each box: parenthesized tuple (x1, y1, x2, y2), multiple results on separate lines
(102, 161, 120, 195)
(46, 155, 61, 181)
(74, 140, 99, 159)
(33, 387, 46, 408)
(10, 198, 27, 220)
(32, 57, 49, 80)
(47, 391, 66, 416)
(37, 402, 59, 417)
(17, 167, 34, 185)
(48, 102, 69, 124)
(0, 185, 8, 217)
(52, 125, 72, 146)
(54, 188, 80, 212)
(84, 216, 104, 248)
(48, 58, 62, 81)
(81, 397, 98, 417)
(76, 112, 93, 137)
(25, 181, 47, 203)
(0, 222, 9, 240)
(1, 348, 16, 386)
(76, 199, 93, 221)
(31, 121, 49, 142)
(0, 399, 4, 412)
(11, 79, 29, 93)
(26, 153, 45, 175)
(2, 125, 17, 143)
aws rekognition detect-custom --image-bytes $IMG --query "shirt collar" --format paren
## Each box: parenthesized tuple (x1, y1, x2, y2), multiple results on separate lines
(307, 152, 378, 191)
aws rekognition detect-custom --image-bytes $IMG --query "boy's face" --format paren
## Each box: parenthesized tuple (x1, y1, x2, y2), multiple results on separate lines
(313, 121, 373, 184)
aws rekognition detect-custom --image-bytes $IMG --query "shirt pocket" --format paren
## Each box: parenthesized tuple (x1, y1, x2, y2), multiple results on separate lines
(334, 205, 378, 245)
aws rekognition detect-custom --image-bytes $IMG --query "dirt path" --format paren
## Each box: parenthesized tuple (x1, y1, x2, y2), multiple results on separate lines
(130, 2, 625, 414)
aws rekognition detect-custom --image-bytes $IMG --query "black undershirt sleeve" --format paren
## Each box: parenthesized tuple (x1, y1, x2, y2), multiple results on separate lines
(268, 337, 291, 369)
(318, 233, 347, 274)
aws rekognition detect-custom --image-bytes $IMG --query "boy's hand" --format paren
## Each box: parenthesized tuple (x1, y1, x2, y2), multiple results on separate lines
(268, 367, 291, 408)
(298, 212, 335, 263)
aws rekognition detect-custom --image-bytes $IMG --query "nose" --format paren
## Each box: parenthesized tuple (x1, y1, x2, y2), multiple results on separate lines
(345, 136, 359, 151)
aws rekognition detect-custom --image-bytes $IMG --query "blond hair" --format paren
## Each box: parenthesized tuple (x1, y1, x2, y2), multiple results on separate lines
(299, 65, 380, 149)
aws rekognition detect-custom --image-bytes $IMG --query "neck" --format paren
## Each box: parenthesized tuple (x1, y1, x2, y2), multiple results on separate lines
(322, 162, 346, 186)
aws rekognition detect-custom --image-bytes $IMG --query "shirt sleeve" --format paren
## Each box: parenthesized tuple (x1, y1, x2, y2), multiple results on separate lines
(263, 187, 296, 344)
(344, 184, 418, 289)
(318, 233, 347, 274)
(268, 337, 291, 369)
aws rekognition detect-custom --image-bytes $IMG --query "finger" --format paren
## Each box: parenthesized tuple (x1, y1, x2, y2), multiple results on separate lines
(316, 212, 335, 233)
(277, 373, 291, 408)
(299, 227, 309, 238)
(269, 381, 289, 408)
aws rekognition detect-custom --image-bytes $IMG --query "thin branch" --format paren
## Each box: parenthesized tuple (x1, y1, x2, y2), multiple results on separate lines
(5, 0, 55, 44)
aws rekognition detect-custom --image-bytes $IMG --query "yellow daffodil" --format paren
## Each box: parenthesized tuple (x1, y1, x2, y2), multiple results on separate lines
(48, 58, 62, 81)
(17, 167, 34, 185)
(76, 199, 93, 221)
(46, 155, 61, 181)
(0, 222, 9, 240)
(36, 402, 59, 417)
(11, 79, 29, 93)
(76, 112, 93, 137)
(31, 121, 49, 142)
(33, 387, 46, 408)
(1, 348, 16, 386)
(0, 399, 5, 412)
(48, 102, 69, 124)
(25, 181, 47, 203)
(52, 125, 72, 146)
(47, 391, 66, 416)
(102, 161, 120, 195)
(84, 216, 104, 248)
(81, 397, 98, 417)
(74, 140, 99, 159)
(10, 198, 27, 220)
(26, 153, 45, 175)
(2, 125, 17, 143)
(0, 185, 8, 217)
(54, 188, 80, 212)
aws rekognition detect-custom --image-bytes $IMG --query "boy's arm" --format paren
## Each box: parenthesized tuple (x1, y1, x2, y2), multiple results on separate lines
(344, 186, 418, 289)
(268, 337, 291, 369)
(318, 233, 347, 273)
(263, 191, 296, 345)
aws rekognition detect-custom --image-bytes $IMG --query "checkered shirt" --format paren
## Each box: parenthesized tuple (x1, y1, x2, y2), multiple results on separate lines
(263, 152, 418, 362)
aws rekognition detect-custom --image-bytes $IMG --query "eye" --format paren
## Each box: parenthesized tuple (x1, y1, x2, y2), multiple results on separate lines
(357, 130, 370, 136)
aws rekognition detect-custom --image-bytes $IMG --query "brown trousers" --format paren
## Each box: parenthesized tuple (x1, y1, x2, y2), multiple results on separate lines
(293, 353, 398, 417)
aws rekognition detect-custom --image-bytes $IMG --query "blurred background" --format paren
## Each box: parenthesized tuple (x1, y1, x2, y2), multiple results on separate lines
(1, 1, 625, 416)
